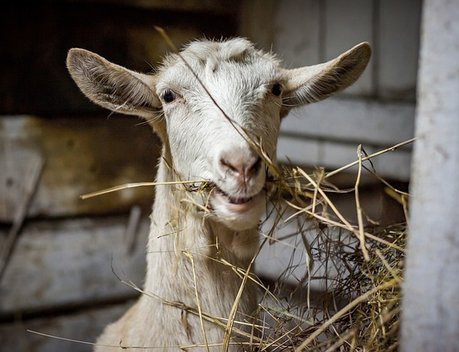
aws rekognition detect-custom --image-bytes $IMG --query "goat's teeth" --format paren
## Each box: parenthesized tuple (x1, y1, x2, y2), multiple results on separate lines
(214, 185, 253, 204)
(228, 196, 252, 204)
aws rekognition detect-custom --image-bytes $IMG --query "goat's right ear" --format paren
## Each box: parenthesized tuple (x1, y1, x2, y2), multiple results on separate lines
(66, 48, 161, 118)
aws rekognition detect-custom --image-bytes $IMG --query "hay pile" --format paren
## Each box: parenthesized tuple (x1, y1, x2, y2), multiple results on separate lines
(78, 104, 409, 352)
(257, 221, 405, 351)
(78, 141, 409, 352)
(250, 157, 408, 351)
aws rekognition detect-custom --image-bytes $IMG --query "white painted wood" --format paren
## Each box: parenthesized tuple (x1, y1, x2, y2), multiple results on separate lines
(324, 141, 411, 180)
(278, 98, 414, 180)
(378, 0, 422, 100)
(282, 98, 415, 145)
(0, 302, 133, 352)
(277, 136, 321, 165)
(0, 216, 148, 314)
(273, 0, 321, 68)
(401, 1, 459, 350)
(253, 2, 417, 180)
(278, 134, 412, 181)
(324, 0, 374, 96)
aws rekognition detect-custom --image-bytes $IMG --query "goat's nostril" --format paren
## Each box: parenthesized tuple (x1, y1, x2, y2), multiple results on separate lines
(220, 158, 240, 174)
(219, 155, 262, 180)
(248, 157, 262, 175)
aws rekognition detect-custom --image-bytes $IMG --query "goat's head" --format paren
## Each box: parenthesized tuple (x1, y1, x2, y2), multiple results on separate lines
(67, 38, 370, 231)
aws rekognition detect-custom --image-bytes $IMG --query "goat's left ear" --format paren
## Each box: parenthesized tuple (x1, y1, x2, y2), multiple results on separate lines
(281, 42, 371, 111)
(67, 48, 161, 118)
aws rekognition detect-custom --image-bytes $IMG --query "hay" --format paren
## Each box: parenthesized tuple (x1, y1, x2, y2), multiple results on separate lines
(77, 148, 408, 351)
(255, 209, 405, 351)
(248, 152, 407, 351)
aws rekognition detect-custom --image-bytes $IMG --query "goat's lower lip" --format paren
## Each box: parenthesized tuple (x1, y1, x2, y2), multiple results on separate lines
(214, 188, 258, 212)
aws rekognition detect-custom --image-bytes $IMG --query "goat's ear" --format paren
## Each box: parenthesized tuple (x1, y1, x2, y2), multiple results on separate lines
(281, 42, 371, 110)
(66, 48, 161, 118)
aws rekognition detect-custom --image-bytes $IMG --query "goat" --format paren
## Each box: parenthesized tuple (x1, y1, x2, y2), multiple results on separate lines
(67, 37, 370, 351)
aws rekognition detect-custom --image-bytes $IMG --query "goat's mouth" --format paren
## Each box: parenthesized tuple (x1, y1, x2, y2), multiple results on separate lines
(198, 181, 267, 229)
(211, 184, 263, 213)
(215, 187, 254, 205)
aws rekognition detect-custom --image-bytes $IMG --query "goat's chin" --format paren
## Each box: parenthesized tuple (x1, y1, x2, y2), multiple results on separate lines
(211, 191, 265, 231)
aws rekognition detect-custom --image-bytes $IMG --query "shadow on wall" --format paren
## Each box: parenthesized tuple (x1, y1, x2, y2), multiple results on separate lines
(0, 2, 239, 115)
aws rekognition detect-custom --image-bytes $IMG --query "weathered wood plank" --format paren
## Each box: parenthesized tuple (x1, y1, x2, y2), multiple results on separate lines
(324, 0, 375, 96)
(0, 216, 148, 314)
(401, 1, 459, 349)
(0, 115, 160, 221)
(278, 97, 414, 180)
(278, 135, 412, 181)
(272, 0, 321, 67)
(0, 301, 134, 352)
(280, 98, 415, 146)
(377, 0, 422, 100)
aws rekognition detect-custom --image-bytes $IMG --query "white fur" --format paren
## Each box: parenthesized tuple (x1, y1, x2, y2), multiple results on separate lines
(66, 38, 371, 351)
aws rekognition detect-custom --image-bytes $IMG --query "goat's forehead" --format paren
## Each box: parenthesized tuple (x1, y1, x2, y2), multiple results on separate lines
(157, 39, 281, 89)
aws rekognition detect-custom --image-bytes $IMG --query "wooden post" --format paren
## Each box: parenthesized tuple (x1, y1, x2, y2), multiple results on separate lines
(401, 1, 459, 351)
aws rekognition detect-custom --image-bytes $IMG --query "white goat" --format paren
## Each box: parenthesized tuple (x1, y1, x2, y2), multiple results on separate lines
(67, 38, 370, 351)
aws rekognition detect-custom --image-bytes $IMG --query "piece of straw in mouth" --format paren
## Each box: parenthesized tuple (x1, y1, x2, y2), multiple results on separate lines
(80, 180, 207, 199)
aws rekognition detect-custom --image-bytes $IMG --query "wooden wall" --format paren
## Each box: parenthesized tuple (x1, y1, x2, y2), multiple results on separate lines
(253, 0, 421, 182)
(245, 0, 421, 282)
(0, 1, 420, 350)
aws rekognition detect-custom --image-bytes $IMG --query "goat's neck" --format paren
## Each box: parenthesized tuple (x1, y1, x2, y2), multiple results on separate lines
(144, 145, 259, 297)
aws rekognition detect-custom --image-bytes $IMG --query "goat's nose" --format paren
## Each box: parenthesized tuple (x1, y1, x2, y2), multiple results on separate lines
(219, 152, 262, 184)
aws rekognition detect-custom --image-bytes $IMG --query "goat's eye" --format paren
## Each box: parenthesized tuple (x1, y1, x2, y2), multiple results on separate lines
(271, 83, 283, 97)
(162, 90, 176, 103)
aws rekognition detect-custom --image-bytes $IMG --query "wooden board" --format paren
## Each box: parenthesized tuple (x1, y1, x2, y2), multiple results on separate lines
(268, 0, 422, 102)
(0, 301, 134, 352)
(324, 0, 375, 96)
(0, 216, 148, 315)
(377, 0, 422, 100)
(278, 135, 412, 180)
(273, 0, 321, 67)
(0, 115, 160, 221)
(281, 98, 415, 146)
(279, 97, 415, 180)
